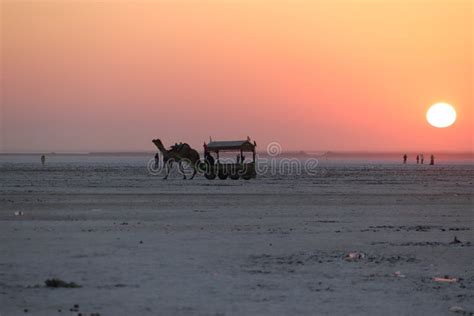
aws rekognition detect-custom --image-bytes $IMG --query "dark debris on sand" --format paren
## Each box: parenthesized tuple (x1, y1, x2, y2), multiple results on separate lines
(44, 278, 81, 288)
(244, 251, 419, 274)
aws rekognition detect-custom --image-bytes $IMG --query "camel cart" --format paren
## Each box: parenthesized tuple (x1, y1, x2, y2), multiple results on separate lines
(202, 139, 257, 180)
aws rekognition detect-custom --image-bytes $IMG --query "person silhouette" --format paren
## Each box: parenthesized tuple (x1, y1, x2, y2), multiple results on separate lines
(403, 154, 407, 164)
(430, 154, 435, 165)
(420, 154, 424, 164)
(416, 155, 419, 164)
(154, 153, 160, 169)
(41, 155, 46, 166)
(205, 152, 215, 166)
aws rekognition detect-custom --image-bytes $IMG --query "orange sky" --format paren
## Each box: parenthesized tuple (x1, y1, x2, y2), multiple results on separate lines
(1, 0, 472, 152)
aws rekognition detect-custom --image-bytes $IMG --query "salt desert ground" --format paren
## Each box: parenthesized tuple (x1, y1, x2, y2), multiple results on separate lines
(1, 154, 473, 315)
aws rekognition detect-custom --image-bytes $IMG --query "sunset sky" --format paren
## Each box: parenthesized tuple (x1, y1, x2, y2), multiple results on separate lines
(1, 0, 472, 153)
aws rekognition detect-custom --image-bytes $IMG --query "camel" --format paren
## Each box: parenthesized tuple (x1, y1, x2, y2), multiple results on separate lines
(152, 139, 200, 179)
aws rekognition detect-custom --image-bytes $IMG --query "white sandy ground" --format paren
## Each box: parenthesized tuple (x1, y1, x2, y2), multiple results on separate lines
(0, 159, 473, 315)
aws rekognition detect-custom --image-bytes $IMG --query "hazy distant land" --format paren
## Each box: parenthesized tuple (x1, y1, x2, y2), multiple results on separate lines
(1, 151, 473, 160)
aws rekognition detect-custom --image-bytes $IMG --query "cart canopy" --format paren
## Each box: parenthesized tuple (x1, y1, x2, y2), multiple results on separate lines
(206, 140, 256, 152)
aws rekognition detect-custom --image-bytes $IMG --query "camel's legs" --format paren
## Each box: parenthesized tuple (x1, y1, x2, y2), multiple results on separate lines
(178, 161, 187, 180)
(163, 161, 173, 180)
(190, 164, 197, 180)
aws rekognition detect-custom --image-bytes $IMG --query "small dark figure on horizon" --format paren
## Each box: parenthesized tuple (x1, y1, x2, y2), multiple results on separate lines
(430, 154, 435, 165)
(416, 155, 420, 164)
(154, 153, 160, 169)
(420, 154, 424, 164)
(41, 155, 46, 166)
(403, 154, 407, 164)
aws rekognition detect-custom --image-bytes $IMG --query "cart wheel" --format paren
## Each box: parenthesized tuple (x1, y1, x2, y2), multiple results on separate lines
(218, 170, 228, 180)
(229, 172, 240, 180)
(205, 172, 216, 180)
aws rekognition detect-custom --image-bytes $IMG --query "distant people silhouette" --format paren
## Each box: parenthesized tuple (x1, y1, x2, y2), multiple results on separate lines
(420, 154, 424, 164)
(41, 155, 46, 166)
(154, 153, 160, 169)
(416, 155, 420, 164)
(430, 154, 435, 165)
(205, 152, 215, 166)
(403, 154, 407, 164)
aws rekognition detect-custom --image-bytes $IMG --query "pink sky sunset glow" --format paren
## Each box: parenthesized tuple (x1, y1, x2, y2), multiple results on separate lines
(1, 0, 472, 153)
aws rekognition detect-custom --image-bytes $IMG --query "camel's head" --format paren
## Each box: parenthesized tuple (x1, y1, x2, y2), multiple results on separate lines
(152, 139, 165, 150)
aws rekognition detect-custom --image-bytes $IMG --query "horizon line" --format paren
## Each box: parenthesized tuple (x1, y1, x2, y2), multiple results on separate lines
(1, 150, 473, 155)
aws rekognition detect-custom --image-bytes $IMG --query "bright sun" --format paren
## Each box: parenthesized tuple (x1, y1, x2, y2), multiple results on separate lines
(426, 102, 457, 128)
